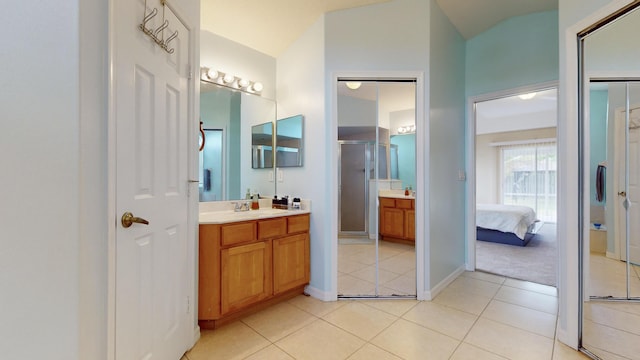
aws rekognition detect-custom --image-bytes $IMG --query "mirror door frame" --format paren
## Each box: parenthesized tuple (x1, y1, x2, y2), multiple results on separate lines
(329, 71, 426, 300)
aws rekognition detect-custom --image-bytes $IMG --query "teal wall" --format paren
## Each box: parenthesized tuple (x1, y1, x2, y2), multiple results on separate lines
(430, 1, 467, 285)
(391, 134, 416, 189)
(590, 89, 608, 206)
(466, 10, 559, 97)
(200, 89, 242, 199)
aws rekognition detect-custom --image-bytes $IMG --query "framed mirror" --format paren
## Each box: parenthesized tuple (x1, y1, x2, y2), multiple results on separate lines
(252, 122, 274, 169)
(276, 115, 304, 167)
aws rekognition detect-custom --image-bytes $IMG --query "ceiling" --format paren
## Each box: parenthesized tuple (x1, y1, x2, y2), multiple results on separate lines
(201, 0, 558, 57)
(475, 88, 558, 134)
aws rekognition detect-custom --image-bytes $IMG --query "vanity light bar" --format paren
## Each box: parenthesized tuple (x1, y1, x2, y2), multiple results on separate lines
(397, 125, 416, 134)
(201, 67, 263, 95)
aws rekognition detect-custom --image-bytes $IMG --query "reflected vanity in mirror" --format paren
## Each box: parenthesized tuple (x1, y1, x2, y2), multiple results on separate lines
(251, 122, 274, 169)
(276, 115, 304, 167)
(199, 80, 276, 202)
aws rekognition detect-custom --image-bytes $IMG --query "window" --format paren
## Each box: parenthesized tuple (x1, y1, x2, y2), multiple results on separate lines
(501, 142, 557, 222)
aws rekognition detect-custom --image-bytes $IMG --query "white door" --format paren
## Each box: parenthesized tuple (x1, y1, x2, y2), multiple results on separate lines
(114, 0, 192, 359)
(616, 105, 640, 266)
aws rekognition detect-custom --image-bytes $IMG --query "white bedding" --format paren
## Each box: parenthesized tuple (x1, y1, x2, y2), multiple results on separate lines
(476, 204, 537, 240)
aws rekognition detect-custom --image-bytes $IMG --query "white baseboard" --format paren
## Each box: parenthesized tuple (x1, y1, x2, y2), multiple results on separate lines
(606, 251, 618, 260)
(421, 265, 466, 300)
(304, 285, 335, 301)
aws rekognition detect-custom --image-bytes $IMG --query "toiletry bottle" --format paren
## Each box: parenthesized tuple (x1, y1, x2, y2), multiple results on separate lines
(245, 188, 251, 200)
(251, 194, 259, 210)
(404, 187, 409, 196)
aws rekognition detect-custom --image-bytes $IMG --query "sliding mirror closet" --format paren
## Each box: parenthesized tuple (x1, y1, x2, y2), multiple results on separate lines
(580, 3, 640, 359)
(337, 79, 417, 298)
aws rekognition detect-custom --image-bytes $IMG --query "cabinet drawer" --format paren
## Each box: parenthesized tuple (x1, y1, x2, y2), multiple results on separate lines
(258, 217, 287, 239)
(380, 197, 395, 207)
(396, 199, 413, 209)
(221, 222, 256, 246)
(288, 214, 310, 234)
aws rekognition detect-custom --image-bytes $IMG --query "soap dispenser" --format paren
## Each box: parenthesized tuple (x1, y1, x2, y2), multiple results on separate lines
(251, 194, 260, 210)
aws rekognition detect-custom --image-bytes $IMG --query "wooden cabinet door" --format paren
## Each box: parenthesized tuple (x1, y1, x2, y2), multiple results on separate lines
(273, 234, 310, 294)
(405, 209, 415, 240)
(381, 207, 405, 238)
(221, 241, 272, 315)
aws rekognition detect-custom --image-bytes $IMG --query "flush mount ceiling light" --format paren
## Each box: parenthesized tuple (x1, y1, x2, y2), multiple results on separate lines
(345, 81, 362, 90)
(200, 67, 263, 95)
(518, 92, 537, 100)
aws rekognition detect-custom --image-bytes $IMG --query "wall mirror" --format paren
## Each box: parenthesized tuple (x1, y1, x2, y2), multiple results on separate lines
(251, 122, 274, 169)
(199, 80, 276, 202)
(276, 115, 304, 167)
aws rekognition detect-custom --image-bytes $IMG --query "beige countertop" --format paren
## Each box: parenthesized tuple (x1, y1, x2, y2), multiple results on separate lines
(378, 190, 415, 200)
(199, 208, 310, 224)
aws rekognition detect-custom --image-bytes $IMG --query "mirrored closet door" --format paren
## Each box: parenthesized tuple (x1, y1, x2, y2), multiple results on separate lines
(580, 3, 640, 358)
(337, 79, 417, 298)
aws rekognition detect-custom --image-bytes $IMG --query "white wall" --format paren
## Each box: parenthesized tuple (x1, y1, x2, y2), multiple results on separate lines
(0, 2, 80, 359)
(325, 0, 430, 298)
(276, 17, 327, 295)
(558, 0, 635, 348)
(200, 31, 276, 100)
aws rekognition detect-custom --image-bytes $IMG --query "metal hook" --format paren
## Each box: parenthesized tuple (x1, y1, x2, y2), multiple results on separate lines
(140, 7, 158, 32)
(199, 121, 205, 152)
(154, 20, 169, 38)
(163, 30, 178, 54)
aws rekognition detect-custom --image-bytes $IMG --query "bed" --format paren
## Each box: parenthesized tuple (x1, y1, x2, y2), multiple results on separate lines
(476, 204, 542, 246)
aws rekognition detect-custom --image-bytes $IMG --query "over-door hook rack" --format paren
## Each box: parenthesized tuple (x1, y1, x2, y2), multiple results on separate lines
(139, 0, 179, 54)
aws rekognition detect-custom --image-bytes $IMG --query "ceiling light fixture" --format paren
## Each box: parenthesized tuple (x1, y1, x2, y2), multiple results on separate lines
(200, 67, 263, 95)
(518, 92, 537, 100)
(345, 82, 362, 90)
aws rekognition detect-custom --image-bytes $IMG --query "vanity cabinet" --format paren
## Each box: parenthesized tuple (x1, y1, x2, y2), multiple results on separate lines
(199, 213, 310, 328)
(379, 197, 415, 244)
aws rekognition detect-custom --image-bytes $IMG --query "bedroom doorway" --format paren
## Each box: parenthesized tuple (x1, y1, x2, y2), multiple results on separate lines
(472, 86, 559, 286)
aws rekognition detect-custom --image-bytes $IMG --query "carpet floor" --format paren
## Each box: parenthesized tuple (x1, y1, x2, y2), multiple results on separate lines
(475, 223, 557, 286)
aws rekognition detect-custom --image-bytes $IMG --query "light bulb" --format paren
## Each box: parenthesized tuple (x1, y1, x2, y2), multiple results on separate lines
(252, 82, 263, 92)
(238, 79, 250, 88)
(223, 73, 235, 84)
(206, 69, 218, 80)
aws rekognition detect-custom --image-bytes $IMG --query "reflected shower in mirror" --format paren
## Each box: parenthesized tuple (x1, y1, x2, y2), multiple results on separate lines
(276, 115, 304, 167)
(251, 122, 274, 169)
(199, 81, 276, 202)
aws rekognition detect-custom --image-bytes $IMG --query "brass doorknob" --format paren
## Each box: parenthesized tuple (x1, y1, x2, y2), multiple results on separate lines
(121, 212, 149, 228)
(618, 191, 627, 197)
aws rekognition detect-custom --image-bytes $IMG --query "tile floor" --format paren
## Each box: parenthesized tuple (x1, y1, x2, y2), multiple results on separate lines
(582, 253, 640, 359)
(338, 239, 416, 297)
(183, 271, 590, 360)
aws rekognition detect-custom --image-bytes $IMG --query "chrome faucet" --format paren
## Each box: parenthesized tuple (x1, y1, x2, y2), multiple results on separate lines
(233, 201, 251, 212)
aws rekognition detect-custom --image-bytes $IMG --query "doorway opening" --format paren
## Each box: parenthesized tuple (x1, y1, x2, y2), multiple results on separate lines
(472, 86, 559, 287)
(336, 79, 417, 298)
